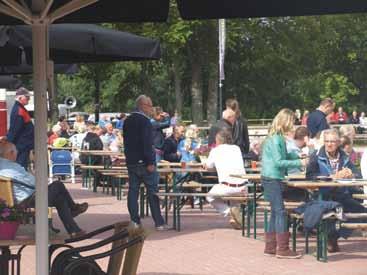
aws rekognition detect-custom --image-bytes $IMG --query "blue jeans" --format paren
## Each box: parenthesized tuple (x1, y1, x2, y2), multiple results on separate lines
(127, 164, 164, 227)
(262, 177, 288, 233)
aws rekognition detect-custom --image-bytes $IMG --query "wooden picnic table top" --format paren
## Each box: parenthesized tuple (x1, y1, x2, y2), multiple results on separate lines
(0, 224, 66, 247)
(78, 150, 125, 156)
(48, 146, 75, 150)
(157, 162, 203, 167)
(286, 180, 367, 189)
(230, 173, 306, 181)
(158, 167, 211, 173)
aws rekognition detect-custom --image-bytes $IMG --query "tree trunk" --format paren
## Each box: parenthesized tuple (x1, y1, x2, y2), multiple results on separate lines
(172, 61, 183, 121)
(191, 59, 203, 125)
(207, 66, 218, 125)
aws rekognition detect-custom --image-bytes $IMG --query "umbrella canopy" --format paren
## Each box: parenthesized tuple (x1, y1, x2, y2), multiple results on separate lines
(2, 24, 161, 64)
(0, 0, 170, 25)
(177, 0, 367, 20)
(0, 75, 22, 88)
(0, 63, 77, 74)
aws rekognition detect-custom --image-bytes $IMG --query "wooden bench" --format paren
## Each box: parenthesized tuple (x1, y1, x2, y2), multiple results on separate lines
(340, 223, 367, 230)
(244, 201, 303, 239)
(290, 211, 367, 262)
(352, 194, 367, 200)
(156, 192, 251, 231)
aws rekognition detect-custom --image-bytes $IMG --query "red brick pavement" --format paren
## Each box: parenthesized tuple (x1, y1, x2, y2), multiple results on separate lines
(17, 183, 367, 275)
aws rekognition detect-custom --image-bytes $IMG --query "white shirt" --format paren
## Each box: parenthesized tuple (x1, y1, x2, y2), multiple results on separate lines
(206, 144, 246, 184)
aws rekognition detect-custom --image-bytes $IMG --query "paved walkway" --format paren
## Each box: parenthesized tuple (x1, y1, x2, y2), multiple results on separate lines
(18, 183, 367, 275)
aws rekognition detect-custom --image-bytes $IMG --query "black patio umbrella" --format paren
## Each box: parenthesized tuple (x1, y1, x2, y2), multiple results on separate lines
(0, 2, 167, 273)
(0, 0, 170, 25)
(0, 63, 78, 75)
(177, 0, 367, 20)
(0, 75, 22, 89)
(0, 24, 161, 122)
(2, 24, 161, 64)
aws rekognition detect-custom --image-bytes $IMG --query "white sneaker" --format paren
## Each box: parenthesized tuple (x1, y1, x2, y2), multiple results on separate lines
(155, 224, 171, 231)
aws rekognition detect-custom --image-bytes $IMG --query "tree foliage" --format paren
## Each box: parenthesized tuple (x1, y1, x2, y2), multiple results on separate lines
(55, 13, 367, 121)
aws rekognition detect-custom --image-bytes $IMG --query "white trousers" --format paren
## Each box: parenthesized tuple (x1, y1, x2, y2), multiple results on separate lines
(207, 184, 247, 216)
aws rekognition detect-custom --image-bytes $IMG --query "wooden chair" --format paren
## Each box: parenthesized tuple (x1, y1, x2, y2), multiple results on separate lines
(0, 176, 15, 207)
(50, 221, 146, 275)
(0, 176, 59, 232)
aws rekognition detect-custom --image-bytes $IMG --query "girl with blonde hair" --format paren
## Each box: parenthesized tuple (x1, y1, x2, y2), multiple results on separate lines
(261, 108, 307, 259)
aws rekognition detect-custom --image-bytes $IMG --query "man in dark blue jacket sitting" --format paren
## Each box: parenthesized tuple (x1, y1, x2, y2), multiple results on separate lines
(306, 128, 366, 253)
(6, 87, 34, 169)
(123, 95, 167, 231)
(163, 125, 185, 162)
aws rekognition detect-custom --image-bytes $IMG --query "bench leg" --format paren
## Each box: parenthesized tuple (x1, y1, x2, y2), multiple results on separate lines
(292, 218, 297, 252)
(178, 196, 181, 232)
(252, 183, 257, 239)
(246, 202, 251, 238)
(173, 197, 177, 230)
(264, 209, 268, 233)
(241, 204, 246, 237)
(305, 231, 309, 254)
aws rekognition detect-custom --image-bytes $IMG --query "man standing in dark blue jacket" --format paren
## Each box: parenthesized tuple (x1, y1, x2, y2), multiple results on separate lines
(307, 98, 335, 138)
(6, 87, 34, 169)
(123, 95, 167, 230)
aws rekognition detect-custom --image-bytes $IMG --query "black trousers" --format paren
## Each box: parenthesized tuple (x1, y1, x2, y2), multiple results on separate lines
(30, 181, 81, 234)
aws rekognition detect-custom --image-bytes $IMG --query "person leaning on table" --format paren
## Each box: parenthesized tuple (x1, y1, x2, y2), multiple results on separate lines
(306, 128, 366, 253)
(261, 108, 308, 259)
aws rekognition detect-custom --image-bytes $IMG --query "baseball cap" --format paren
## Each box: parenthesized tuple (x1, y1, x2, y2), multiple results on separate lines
(15, 87, 30, 97)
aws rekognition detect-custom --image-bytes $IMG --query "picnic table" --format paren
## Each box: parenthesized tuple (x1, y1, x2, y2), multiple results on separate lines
(157, 167, 215, 230)
(0, 224, 66, 275)
(286, 179, 367, 200)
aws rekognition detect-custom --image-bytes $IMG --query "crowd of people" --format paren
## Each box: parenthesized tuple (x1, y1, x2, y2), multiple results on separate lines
(1, 87, 367, 260)
(295, 105, 367, 132)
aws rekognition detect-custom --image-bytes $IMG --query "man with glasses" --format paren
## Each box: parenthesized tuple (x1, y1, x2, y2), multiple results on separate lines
(306, 128, 365, 253)
(6, 87, 34, 169)
(123, 95, 168, 231)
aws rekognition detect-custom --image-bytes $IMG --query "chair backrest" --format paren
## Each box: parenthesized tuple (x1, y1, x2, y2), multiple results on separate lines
(0, 176, 14, 207)
(50, 150, 73, 163)
(107, 221, 146, 275)
(106, 221, 128, 275)
(120, 226, 146, 275)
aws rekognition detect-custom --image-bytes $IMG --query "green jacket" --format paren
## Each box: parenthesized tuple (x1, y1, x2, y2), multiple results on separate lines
(261, 134, 302, 180)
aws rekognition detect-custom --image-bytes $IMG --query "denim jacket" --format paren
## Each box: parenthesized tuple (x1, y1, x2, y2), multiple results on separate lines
(0, 157, 35, 203)
(306, 146, 359, 196)
(261, 134, 302, 180)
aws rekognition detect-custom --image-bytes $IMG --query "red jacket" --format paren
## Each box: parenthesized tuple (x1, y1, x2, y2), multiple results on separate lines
(332, 112, 348, 123)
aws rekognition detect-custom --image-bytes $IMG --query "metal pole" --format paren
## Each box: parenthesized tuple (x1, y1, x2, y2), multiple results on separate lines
(218, 80, 223, 119)
(32, 22, 49, 275)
